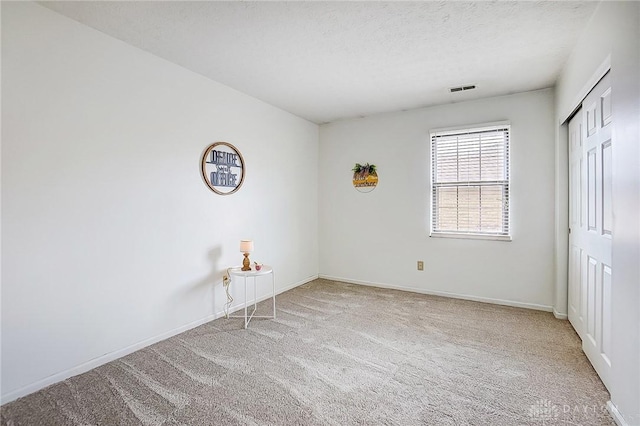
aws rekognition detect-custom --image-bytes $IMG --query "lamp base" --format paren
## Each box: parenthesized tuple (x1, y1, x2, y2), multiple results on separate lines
(241, 253, 251, 271)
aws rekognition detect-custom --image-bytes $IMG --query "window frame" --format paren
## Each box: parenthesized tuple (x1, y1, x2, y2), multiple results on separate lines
(429, 121, 512, 242)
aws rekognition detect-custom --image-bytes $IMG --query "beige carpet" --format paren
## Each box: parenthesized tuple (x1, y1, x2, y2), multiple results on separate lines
(1, 279, 613, 425)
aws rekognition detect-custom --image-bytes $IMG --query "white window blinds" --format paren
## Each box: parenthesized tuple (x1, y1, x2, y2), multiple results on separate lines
(430, 123, 510, 239)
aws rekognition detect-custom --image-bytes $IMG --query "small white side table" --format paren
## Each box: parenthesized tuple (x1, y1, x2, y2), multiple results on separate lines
(227, 265, 276, 329)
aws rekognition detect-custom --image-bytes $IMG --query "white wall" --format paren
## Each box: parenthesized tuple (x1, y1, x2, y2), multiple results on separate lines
(1, 2, 318, 403)
(319, 89, 556, 310)
(555, 2, 640, 424)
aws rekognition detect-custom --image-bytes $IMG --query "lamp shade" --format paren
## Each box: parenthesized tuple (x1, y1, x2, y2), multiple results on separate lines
(239, 240, 254, 253)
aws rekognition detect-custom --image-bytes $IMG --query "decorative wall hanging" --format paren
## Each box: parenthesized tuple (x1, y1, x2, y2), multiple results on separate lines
(201, 142, 245, 195)
(352, 163, 378, 193)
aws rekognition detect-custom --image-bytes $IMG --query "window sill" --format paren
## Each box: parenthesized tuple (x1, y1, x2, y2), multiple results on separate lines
(430, 232, 512, 242)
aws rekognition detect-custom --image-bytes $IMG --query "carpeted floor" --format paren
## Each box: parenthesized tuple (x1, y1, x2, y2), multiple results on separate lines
(1, 279, 613, 425)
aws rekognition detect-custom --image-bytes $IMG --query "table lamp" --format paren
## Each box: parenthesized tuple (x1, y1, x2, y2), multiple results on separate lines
(240, 240, 254, 271)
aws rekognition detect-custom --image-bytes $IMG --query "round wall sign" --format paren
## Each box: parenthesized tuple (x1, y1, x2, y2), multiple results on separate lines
(352, 163, 378, 193)
(201, 142, 245, 195)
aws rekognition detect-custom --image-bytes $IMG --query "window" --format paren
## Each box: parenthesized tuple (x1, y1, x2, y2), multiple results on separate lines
(430, 122, 511, 241)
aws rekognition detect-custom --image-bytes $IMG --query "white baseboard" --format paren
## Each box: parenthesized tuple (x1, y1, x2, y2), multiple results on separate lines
(318, 274, 554, 313)
(0, 274, 318, 405)
(607, 401, 629, 426)
(553, 308, 568, 320)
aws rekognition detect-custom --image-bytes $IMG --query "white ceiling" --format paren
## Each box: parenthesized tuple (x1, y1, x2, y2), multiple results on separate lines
(40, 1, 598, 124)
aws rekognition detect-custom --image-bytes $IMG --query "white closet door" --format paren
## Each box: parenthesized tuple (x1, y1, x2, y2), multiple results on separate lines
(568, 108, 584, 339)
(568, 72, 613, 390)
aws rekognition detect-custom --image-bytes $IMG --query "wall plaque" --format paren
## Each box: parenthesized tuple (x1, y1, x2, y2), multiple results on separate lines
(352, 163, 378, 193)
(201, 142, 245, 195)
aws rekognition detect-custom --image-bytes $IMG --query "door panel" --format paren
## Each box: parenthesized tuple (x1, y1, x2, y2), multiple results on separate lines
(601, 88, 612, 127)
(601, 264, 612, 365)
(568, 71, 612, 390)
(587, 148, 597, 231)
(586, 256, 597, 344)
(568, 106, 584, 337)
(602, 141, 612, 236)
(586, 102, 597, 136)
(568, 245, 581, 327)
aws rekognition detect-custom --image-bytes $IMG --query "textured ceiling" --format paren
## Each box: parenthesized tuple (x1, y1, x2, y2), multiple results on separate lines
(40, 1, 598, 124)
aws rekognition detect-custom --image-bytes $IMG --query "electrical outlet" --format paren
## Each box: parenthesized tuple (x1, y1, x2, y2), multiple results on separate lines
(417, 261, 424, 271)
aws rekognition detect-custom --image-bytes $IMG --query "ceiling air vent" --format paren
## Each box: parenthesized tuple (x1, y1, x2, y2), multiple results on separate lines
(450, 85, 476, 93)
